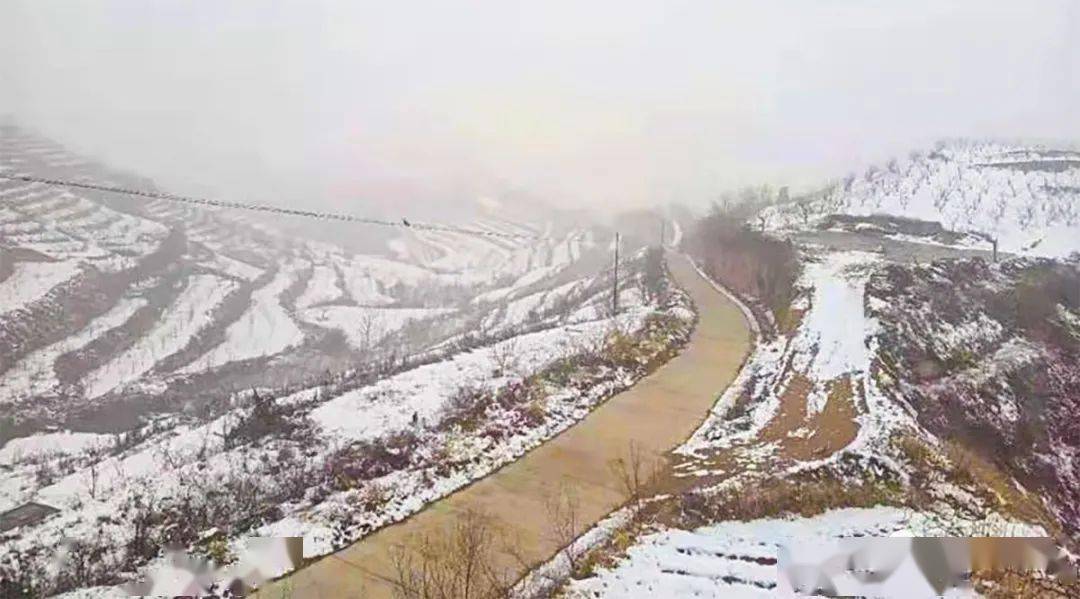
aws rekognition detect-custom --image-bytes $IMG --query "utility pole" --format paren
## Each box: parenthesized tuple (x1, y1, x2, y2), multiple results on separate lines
(659, 218, 665, 248)
(612, 232, 620, 316)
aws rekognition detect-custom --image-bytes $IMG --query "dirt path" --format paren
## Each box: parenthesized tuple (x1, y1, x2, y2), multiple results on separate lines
(257, 252, 752, 598)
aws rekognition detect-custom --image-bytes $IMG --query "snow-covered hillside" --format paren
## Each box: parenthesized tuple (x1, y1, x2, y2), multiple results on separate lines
(0, 126, 604, 439)
(763, 141, 1080, 258)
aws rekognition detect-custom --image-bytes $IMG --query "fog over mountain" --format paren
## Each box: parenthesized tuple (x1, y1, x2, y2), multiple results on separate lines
(2, 1, 1078, 216)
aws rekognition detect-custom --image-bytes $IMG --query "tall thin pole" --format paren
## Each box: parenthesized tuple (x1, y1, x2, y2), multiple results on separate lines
(612, 232, 620, 316)
(660, 218, 665, 247)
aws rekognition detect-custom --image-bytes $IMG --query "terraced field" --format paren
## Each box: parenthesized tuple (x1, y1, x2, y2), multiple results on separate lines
(0, 126, 606, 442)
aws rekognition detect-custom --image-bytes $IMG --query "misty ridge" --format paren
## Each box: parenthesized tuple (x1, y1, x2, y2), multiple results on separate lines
(1, 2, 1079, 599)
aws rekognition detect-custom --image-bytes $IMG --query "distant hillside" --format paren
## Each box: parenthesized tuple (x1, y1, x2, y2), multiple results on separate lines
(763, 140, 1080, 258)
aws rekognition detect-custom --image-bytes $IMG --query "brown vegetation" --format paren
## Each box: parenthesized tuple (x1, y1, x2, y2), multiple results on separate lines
(686, 202, 800, 335)
(670, 475, 905, 531)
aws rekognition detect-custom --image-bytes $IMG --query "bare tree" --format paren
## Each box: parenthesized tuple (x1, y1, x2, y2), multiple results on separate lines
(544, 483, 585, 577)
(820, 180, 842, 211)
(607, 441, 662, 506)
(358, 311, 383, 352)
(793, 197, 816, 225)
(488, 336, 520, 377)
(85, 459, 99, 500)
(390, 509, 512, 599)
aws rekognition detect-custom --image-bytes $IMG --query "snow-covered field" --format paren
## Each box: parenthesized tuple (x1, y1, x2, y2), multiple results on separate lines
(179, 268, 303, 372)
(293, 263, 343, 308)
(1, 124, 605, 426)
(82, 275, 238, 397)
(565, 507, 1045, 598)
(681, 248, 911, 462)
(0, 261, 82, 316)
(0, 296, 147, 404)
(296, 305, 451, 351)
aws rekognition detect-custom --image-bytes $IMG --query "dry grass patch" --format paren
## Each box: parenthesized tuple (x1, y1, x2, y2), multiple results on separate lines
(758, 374, 860, 462)
(667, 474, 906, 531)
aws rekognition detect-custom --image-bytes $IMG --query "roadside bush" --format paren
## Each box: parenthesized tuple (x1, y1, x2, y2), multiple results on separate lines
(326, 431, 419, 490)
(1011, 264, 1080, 349)
(222, 389, 301, 450)
(439, 386, 491, 432)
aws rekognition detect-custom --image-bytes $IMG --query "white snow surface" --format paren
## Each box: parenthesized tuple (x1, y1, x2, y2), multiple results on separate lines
(309, 307, 650, 442)
(681, 249, 909, 455)
(790, 251, 878, 384)
(0, 430, 112, 467)
(294, 263, 342, 309)
(82, 274, 238, 397)
(0, 296, 147, 404)
(0, 260, 82, 315)
(181, 266, 303, 372)
(566, 507, 1045, 599)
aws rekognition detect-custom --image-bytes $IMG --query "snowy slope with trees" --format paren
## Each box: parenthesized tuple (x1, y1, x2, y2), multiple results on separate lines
(763, 141, 1080, 258)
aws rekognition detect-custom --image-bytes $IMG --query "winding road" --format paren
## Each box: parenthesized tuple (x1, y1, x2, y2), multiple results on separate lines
(257, 251, 753, 598)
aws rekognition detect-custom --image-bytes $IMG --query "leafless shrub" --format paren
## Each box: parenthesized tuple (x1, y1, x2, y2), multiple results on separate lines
(489, 336, 520, 377)
(33, 461, 56, 487)
(544, 483, 587, 578)
(219, 389, 300, 450)
(676, 477, 905, 530)
(389, 509, 512, 599)
(608, 441, 662, 506)
(973, 568, 1080, 598)
(326, 431, 419, 489)
(686, 211, 799, 325)
(85, 459, 100, 500)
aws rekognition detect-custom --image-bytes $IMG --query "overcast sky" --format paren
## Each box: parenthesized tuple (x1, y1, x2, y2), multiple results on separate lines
(2, 1, 1078, 216)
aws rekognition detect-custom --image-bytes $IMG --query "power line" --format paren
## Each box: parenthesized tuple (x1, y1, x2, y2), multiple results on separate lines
(0, 173, 540, 241)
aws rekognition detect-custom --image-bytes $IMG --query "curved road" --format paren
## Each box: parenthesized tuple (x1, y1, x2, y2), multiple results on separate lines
(258, 252, 752, 598)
